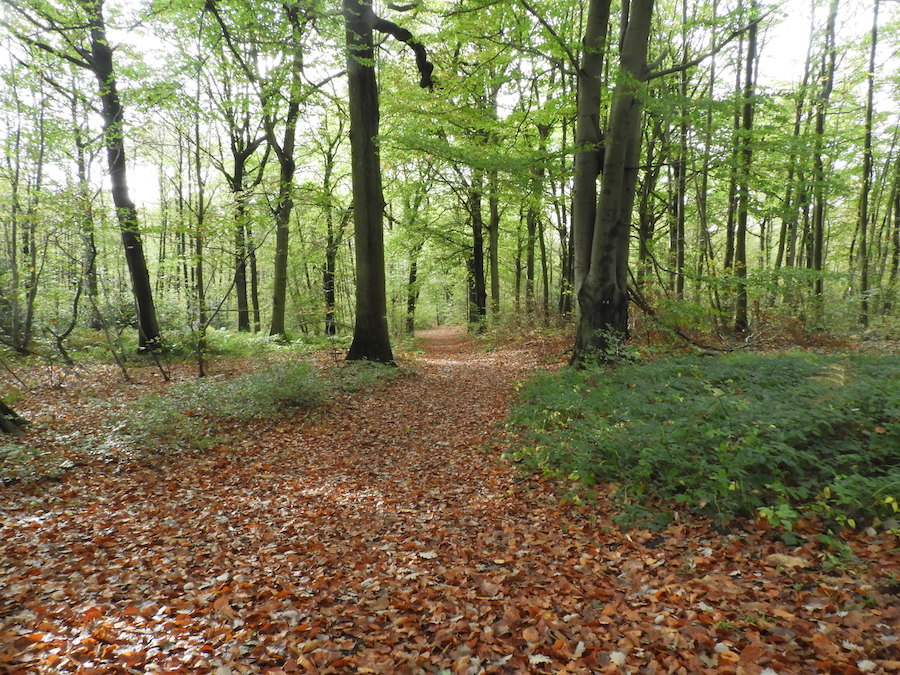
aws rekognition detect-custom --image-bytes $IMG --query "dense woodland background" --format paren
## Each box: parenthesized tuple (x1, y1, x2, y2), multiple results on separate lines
(0, 0, 898, 365)
(1, 4, 899, 669)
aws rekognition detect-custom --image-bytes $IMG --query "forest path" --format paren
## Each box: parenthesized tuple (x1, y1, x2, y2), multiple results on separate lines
(1, 329, 895, 673)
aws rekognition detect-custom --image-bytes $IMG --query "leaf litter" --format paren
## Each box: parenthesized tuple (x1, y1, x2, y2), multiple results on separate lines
(1, 327, 898, 673)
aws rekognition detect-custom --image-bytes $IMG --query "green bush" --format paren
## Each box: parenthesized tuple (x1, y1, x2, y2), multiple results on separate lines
(112, 359, 400, 452)
(507, 352, 900, 527)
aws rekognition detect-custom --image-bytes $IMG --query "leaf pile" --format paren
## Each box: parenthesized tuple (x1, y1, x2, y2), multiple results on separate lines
(1, 328, 898, 673)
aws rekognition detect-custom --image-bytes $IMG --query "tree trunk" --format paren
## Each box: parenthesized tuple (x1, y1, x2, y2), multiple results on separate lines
(0, 400, 27, 435)
(247, 222, 262, 332)
(856, 0, 879, 326)
(811, 0, 839, 321)
(234, 189, 250, 332)
(345, 0, 394, 363)
(406, 241, 423, 334)
(734, 2, 758, 334)
(774, 20, 814, 276)
(488, 170, 501, 317)
(193, 90, 208, 376)
(86, 0, 161, 350)
(468, 170, 488, 330)
(572, 0, 654, 366)
(266, 9, 305, 338)
(572, 0, 612, 304)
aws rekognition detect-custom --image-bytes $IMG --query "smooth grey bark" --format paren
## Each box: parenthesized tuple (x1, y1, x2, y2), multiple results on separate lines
(572, 0, 612, 303)
(572, 0, 654, 366)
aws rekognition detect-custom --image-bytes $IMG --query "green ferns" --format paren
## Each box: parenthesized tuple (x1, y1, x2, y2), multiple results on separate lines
(508, 353, 899, 527)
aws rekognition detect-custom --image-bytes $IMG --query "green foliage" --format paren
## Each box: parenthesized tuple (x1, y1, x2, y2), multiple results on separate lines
(0, 441, 72, 485)
(507, 353, 900, 527)
(112, 359, 401, 452)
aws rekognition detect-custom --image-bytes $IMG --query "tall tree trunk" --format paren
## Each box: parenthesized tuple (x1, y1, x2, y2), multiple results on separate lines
(234, 178, 250, 332)
(856, 0, 879, 326)
(193, 88, 208, 376)
(345, 0, 394, 363)
(572, 0, 612, 304)
(811, 0, 839, 321)
(488, 170, 501, 317)
(405, 240, 423, 334)
(888, 161, 900, 309)
(266, 8, 305, 337)
(70, 88, 101, 330)
(526, 123, 551, 317)
(86, 0, 161, 349)
(724, 13, 744, 275)
(734, 1, 758, 333)
(21, 91, 45, 351)
(572, 0, 654, 365)
(672, 0, 689, 300)
(539, 215, 550, 320)
(775, 21, 814, 276)
(343, 0, 432, 359)
(468, 170, 488, 329)
(694, 0, 717, 305)
(248, 223, 261, 332)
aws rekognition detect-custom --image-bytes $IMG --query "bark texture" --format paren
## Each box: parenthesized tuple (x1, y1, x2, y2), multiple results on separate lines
(572, 0, 654, 366)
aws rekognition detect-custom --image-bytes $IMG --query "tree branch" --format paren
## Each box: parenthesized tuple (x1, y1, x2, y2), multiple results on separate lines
(372, 15, 434, 89)
(645, 12, 771, 81)
(517, 0, 579, 72)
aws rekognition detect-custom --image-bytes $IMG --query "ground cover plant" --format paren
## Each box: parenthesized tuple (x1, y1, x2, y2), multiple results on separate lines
(507, 352, 900, 529)
(0, 355, 401, 485)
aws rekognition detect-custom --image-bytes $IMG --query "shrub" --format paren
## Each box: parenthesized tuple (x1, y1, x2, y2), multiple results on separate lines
(507, 352, 900, 527)
(111, 359, 400, 452)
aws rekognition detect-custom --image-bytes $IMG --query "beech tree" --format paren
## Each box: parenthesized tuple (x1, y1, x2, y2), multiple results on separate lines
(571, 0, 654, 366)
(343, 0, 433, 363)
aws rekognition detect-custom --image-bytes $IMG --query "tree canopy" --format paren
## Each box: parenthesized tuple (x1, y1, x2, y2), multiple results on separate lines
(0, 0, 897, 358)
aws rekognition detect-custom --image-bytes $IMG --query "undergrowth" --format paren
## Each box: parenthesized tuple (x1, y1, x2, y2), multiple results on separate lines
(109, 359, 402, 453)
(506, 352, 899, 529)
(0, 358, 403, 482)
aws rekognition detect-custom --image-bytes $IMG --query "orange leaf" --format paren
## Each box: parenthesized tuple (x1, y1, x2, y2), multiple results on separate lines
(522, 626, 540, 644)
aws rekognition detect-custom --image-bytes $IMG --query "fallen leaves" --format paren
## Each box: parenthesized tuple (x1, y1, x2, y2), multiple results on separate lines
(0, 327, 898, 673)
(764, 553, 811, 569)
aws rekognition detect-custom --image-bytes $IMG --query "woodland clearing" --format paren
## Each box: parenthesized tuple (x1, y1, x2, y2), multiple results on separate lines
(0, 326, 898, 673)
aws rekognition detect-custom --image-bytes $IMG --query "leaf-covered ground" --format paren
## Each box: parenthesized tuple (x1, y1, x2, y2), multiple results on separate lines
(1, 327, 897, 674)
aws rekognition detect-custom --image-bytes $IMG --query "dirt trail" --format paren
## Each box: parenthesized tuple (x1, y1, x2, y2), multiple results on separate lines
(1, 328, 896, 673)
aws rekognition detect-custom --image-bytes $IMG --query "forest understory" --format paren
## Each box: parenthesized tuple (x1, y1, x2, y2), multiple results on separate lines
(1, 326, 898, 674)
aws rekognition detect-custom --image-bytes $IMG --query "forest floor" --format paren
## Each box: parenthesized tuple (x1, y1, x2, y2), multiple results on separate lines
(1, 326, 898, 674)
